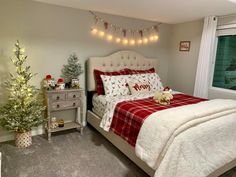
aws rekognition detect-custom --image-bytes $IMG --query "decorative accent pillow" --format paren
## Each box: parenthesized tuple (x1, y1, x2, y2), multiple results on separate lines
(125, 68, 156, 74)
(128, 82, 151, 95)
(131, 73, 163, 91)
(100, 75, 132, 96)
(94, 69, 129, 95)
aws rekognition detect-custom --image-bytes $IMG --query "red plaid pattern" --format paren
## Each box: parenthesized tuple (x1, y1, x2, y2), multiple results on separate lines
(94, 69, 129, 95)
(110, 94, 207, 147)
(124, 67, 155, 74)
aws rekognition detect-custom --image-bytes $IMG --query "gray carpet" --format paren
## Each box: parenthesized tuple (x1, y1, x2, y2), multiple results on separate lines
(0, 126, 236, 177)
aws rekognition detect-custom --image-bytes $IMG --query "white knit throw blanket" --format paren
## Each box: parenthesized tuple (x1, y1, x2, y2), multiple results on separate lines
(135, 99, 236, 177)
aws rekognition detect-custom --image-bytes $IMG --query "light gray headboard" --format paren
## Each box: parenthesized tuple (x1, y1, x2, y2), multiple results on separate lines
(87, 50, 159, 91)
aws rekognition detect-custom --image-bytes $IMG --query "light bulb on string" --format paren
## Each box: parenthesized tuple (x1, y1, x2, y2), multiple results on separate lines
(122, 38, 128, 45)
(129, 39, 135, 46)
(129, 30, 136, 46)
(91, 28, 98, 35)
(116, 37, 121, 43)
(142, 29, 149, 44)
(143, 37, 148, 44)
(122, 29, 128, 45)
(106, 24, 114, 42)
(149, 35, 154, 42)
(137, 39, 143, 45)
(148, 26, 155, 42)
(114, 26, 121, 44)
(153, 25, 160, 41)
(106, 34, 113, 41)
(153, 34, 159, 41)
(98, 31, 105, 37)
(91, 16, 99, 35)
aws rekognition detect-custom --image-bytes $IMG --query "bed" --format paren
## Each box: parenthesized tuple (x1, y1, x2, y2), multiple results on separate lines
(86, 50, 236, 177)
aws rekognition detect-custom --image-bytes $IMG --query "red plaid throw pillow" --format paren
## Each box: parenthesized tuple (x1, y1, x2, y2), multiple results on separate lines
(94, 69, 130, 95)
(125, 68, 156, 74)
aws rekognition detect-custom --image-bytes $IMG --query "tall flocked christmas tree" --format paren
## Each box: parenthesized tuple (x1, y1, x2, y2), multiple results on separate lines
(0, 41, 45, 133)
(61, 53, 83, 83)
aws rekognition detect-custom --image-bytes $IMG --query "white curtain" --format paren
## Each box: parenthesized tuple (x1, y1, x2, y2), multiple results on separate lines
(193, 16, 218, 98)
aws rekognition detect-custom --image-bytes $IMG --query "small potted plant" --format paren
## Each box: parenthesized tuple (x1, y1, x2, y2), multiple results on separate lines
(0, 41, 46, 148)
(61, 53, 83, 88)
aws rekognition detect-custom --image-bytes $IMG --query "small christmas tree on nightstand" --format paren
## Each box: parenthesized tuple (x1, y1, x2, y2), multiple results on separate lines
(0, 41, 46, 148)
(61, 53, 83, 88)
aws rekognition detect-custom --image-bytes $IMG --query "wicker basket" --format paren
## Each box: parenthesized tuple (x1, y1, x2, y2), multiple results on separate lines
(15, 131, 32, 148)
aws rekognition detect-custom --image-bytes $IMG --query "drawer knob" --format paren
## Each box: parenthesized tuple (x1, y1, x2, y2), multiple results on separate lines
(56, 96, 60, 100)
(73, 95, 76, 98)
(73, 103, 76, 106)
(57, 104, 60, 108)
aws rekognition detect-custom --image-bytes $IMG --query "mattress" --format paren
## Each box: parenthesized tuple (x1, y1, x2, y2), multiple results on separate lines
(92, 94, 109, 117)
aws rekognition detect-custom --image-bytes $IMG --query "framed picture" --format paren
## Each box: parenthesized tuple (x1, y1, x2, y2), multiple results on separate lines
(179, 41, 191, 51)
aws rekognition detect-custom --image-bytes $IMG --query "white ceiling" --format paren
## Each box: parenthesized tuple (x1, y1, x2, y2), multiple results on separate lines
(33, 0, 236, 24)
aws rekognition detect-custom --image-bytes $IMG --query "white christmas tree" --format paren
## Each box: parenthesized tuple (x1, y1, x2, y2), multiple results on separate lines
(61, 53, 83, 83)
(0, 41, 46, 132)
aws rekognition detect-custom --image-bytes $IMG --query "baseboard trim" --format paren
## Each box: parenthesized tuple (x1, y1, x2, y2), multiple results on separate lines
(0, 126, 44, 143)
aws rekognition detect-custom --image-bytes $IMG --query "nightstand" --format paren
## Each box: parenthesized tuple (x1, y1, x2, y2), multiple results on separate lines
(45, 89, 84, 141)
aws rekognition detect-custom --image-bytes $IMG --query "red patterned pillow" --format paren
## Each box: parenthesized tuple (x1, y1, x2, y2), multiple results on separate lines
(125, 68, 156, 74)
(94, 69, 129, 95)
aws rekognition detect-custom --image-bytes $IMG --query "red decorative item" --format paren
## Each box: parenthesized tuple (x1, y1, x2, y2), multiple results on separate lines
(57, 78, 64, 83)
(104, 22, 108, 30)
(139, 30, 143, 37)
(46, 75, 52, 80)
(122, 29, 127, 37)
(164, 86, 170, 91)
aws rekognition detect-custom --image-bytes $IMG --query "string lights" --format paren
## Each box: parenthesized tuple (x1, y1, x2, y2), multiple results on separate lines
(89, 11, 161, 46)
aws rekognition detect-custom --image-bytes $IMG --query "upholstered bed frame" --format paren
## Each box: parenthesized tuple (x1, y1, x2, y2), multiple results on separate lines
(86, 50, 236, 177)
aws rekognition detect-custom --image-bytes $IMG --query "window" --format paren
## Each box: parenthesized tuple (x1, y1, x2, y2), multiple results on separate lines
(212, 35, 236, 91)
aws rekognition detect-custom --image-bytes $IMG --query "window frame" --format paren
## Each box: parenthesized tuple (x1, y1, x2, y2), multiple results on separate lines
(209, 27, 236, 93)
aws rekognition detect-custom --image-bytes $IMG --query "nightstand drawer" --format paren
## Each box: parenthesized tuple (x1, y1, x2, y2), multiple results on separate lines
(67, 91, 81, 100)
(50, 93, 66, 101)
(51, 100, 80, 111)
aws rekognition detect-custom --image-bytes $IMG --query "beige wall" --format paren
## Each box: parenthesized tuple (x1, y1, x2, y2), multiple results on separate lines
(0, 0, 172, 141)
(0, 0, 171, 91)
(167, 20, 204, 95)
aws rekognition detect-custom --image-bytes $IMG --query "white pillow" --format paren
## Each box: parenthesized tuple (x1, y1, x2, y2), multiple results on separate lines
(100, 74, 132, 96)
(131, 73, 163, 91)
(128, 81, 151, 95)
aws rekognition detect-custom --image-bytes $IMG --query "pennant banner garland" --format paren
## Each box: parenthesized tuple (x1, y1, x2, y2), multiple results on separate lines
(89, 11, 161, 46)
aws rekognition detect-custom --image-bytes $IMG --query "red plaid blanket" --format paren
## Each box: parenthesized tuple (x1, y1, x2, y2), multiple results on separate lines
(110, 94, 207, 147)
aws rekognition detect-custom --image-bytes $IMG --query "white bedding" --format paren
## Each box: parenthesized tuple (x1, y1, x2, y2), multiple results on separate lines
(98, 91, 236, 177)
(136, 99, 236, 177)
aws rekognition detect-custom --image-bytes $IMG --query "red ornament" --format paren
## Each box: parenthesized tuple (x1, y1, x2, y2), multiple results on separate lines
(46, 75, 52, 80)
(164, 86, 170, 91)
(57, 78, 64, 83)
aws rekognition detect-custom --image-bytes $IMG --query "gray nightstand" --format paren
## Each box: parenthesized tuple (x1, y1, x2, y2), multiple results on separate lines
(45, 89, 84, 141)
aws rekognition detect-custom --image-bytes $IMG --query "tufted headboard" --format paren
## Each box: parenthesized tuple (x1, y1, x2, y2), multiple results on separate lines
(86, 50, 159, 92)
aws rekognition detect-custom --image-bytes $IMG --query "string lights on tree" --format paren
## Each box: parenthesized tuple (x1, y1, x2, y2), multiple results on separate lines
(89, 11, 161, 46)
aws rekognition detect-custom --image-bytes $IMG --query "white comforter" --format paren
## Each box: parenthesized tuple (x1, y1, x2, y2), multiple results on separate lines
(136, 99, 236, 177)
